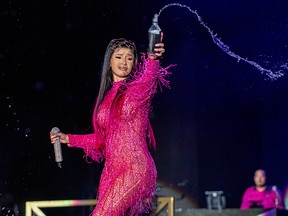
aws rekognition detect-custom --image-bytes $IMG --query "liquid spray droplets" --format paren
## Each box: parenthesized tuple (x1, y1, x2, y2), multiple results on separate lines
(157, 3, 285, 80)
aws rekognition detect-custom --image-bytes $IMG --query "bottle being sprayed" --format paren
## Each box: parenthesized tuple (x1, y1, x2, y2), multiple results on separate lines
(148, 14, 162, 54)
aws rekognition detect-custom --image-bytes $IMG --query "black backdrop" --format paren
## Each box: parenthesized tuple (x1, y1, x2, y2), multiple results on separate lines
(1, 0, 288, 214)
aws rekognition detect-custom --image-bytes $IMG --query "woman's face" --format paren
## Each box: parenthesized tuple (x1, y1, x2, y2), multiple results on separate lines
(110, 47, 135, 82)
(254, 169, 266, 187)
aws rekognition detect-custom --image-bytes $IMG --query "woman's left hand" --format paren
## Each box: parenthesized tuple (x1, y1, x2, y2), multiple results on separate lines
(148, 43, 165, 60)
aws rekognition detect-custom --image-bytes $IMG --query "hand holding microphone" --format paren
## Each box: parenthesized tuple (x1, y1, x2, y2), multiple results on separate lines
(50, 127, 69, 168)
(50, 128, 69, 145)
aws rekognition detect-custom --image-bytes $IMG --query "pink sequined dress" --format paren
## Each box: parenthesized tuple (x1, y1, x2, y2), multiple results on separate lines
(67, 55, 172, 216)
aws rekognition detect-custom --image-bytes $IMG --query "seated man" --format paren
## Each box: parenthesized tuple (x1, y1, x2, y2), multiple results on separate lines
(240, 169, 284, 210)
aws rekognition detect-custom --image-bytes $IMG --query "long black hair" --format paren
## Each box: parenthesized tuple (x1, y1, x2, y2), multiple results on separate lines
(94, 38, 138, 113)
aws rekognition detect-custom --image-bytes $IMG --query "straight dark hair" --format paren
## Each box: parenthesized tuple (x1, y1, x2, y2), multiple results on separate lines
(93, 38, 138, 115)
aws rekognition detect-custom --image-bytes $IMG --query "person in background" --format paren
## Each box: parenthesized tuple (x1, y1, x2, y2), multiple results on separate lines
(240, 169, 285, 210)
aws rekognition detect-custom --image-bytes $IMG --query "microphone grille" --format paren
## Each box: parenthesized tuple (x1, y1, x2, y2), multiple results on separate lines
(51, 127, 60, 134)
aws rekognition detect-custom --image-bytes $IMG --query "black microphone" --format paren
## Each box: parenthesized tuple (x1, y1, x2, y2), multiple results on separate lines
(51, 127, 63, 168)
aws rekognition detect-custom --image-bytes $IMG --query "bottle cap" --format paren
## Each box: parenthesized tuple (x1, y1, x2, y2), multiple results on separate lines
(153, 14, 158, 23)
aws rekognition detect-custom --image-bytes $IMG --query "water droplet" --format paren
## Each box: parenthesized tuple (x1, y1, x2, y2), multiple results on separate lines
(157, 3, 285, 80)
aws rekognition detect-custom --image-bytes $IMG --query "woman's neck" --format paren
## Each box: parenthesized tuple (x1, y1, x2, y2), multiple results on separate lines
(256, 185, 267, 191)
(113, 76, 127, 82)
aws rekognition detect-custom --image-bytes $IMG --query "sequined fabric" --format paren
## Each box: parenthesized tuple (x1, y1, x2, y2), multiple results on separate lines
(68, 54, 172, 215)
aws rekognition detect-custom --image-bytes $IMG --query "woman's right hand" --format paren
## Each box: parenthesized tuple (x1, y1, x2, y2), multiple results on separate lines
(50, 132, 69, 144)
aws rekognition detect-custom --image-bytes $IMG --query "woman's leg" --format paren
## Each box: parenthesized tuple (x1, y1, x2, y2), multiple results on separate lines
(91, 171, 152, 216)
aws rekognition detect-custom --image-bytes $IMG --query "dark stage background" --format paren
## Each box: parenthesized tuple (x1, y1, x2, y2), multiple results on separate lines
(1, 0, 288, 214)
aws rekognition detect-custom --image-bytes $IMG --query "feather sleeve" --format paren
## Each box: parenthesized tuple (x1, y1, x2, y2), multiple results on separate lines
(67, 131, 105, 163)
(120, 53, 174, 149)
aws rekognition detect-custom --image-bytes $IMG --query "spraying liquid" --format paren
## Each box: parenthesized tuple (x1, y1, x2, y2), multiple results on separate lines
(155, 3, 286, 80)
